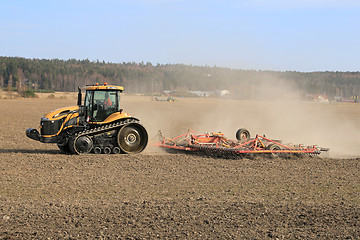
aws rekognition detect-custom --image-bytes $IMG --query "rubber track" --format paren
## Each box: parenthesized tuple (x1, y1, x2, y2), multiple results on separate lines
(74, 118, 139, 138)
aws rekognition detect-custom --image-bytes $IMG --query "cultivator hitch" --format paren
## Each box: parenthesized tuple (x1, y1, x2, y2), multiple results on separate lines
(156, 129, 329, 158)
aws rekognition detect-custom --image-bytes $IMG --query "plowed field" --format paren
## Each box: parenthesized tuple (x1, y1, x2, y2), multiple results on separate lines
(1, 96, 359, 239)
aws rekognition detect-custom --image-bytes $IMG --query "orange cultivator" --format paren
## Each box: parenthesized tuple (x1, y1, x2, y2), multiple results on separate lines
(156, 129, 329, 158)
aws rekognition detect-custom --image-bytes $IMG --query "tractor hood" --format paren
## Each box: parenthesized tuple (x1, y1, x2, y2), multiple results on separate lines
(26, 106, 81, 144)
(43, 106, 79, 121)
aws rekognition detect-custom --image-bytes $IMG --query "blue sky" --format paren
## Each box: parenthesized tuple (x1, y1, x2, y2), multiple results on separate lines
(1, 0, 360, 71)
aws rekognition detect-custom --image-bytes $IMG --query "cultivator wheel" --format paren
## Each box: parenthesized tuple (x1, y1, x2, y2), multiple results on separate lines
(236, 128, 250, 142)
(267, 143, 282, 158)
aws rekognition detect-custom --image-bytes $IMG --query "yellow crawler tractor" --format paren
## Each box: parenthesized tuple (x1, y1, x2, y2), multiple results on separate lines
(26, 83, 148, 154)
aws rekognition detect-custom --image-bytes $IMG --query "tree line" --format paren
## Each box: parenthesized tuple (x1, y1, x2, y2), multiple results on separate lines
(1, 56, 359, 99)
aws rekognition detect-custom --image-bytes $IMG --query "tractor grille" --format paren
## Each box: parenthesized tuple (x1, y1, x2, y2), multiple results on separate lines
(40, 118, 64, 136)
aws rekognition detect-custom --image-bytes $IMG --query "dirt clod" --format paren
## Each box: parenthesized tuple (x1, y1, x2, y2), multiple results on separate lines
(0, 97, 360, 239)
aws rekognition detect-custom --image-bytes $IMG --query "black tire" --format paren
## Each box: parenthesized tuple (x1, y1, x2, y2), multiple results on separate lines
(69, 135, 93, 154)
(117, 123, 148, 154)
(236, 128, 250, 142)
(267, 143, 282, 158)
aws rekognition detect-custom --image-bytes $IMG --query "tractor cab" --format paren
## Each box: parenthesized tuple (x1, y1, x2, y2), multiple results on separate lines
(82, 84, 124, 123)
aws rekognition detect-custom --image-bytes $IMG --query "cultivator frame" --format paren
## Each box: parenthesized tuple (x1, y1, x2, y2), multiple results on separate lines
(156, 129, 329, 158)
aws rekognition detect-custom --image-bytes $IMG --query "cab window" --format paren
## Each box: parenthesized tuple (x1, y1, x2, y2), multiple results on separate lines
(85, 90, 119, 122)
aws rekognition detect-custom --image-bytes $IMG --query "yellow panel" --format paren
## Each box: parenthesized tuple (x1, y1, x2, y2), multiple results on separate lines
(90, 112, 132, 124)
(85, 85, 124, 91)
(43, 106, 79, 120)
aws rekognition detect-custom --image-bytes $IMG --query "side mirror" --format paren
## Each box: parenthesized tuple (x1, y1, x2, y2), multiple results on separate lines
(119, 108, 123, 113)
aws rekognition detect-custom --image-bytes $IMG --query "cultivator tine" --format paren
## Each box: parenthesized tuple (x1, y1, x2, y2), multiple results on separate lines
(158, 130, 163, 141)
(156, 128, 329, 158)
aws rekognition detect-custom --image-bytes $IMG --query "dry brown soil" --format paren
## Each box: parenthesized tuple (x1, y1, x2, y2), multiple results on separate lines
(1, 97, 360, 239)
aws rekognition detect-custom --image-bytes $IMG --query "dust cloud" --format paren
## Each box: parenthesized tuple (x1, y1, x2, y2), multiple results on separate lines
(122, 75, 360, 158)
(196, 75, 360, 158)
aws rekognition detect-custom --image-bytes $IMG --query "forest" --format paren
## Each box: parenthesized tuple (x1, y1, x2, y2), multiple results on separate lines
(1, 56, 359, 99)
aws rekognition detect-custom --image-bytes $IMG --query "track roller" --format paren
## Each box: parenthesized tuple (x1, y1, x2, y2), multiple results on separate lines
(113, 147, 121, 154)
(103, 147, 111, 154)
(94, 147, 102, 154)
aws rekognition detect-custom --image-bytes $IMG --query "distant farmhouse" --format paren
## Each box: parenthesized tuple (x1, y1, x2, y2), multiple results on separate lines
(189, 90, 230, 97)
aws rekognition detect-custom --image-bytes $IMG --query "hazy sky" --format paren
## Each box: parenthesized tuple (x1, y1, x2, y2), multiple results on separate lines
(1, 0, 359, 71)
